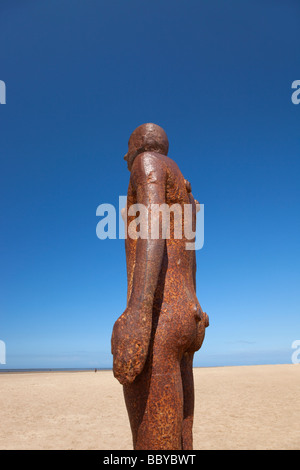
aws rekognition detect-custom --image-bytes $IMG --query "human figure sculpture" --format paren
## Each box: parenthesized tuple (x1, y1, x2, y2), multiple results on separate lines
(111, 123, 209, 450)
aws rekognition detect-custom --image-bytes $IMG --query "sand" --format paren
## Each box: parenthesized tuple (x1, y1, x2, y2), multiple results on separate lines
(0, 364, 299, 450)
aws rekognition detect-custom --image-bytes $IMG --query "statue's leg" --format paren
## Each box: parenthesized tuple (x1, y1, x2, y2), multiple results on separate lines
(123, 346, 184, 450)
(180, 351, 195, 450)
(123, 359, 151, 449)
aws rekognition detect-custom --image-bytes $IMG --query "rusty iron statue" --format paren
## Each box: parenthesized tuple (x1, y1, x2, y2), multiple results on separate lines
(111, 123, 209, 450)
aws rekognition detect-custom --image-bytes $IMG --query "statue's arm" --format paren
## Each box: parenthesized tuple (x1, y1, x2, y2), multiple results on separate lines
(128, 152, 166, 312)
(111, 152, 167, 385)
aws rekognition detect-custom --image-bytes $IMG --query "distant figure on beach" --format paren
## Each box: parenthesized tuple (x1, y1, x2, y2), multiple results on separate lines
(111, 123, 209, 450)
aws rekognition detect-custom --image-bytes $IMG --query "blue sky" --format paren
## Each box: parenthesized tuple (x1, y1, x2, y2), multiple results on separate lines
(0, 0, 299, 369)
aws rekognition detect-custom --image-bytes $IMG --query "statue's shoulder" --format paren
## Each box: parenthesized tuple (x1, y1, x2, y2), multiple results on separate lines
(131, 152, 167, 184)
(134, 151, 166, 168)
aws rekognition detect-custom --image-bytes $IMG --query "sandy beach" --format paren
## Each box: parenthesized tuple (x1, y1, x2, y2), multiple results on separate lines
(0, 364, 299, 450)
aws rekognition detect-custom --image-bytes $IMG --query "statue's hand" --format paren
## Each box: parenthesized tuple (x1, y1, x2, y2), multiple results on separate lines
(111, 306, 152, 385)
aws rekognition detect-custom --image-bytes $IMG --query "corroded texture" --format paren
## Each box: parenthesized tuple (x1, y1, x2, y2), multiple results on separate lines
(111, 123, 209, 450)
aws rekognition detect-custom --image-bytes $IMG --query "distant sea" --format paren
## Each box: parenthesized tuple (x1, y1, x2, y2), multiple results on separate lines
(0, 368, 112, 373)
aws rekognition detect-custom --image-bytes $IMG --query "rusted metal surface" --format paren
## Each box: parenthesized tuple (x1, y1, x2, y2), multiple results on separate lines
(111, 123, 209, 450)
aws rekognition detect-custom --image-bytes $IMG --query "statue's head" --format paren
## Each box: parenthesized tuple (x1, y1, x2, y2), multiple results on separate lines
(124, 123, 169, 170)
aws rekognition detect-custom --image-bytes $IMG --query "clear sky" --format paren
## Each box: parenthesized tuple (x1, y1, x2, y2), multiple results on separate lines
(0, 0, 299, 369)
